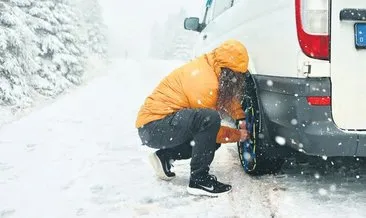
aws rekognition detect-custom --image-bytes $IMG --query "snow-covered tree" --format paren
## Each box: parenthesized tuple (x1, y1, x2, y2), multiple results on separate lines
(0, 0, 106, 107)
(22, 0, 85, 96)
(149, 8, 197, 61)
(52, 0, 85, 84)
(16, 0, 69, 96)
(75, 0, 107, 58)
(149, 22, 165, 59)
(0, 1, 38, 105)
(172, 35, 194, 60)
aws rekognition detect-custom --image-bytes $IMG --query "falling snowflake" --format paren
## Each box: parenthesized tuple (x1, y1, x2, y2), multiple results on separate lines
(204, 116, 211, 122)
(291, 119, 298, 125)
(191, 70, 199, 76)
(258, 133, 265, 139)
(243, 152, 251, 161)
(275, 136, 286, 146)
(356, 175, 360, 179)
(314, 173, 320, 179)
(169, 137, 173, 141)
(299, 143, 304, 148)
(330, 184, 337, 192)
(209, 91, 213, 95)
(266, 80, 273, 87)
(197, 100, 202, 105)
(318, 188, 327, 196)
(322, 155, 327, 160)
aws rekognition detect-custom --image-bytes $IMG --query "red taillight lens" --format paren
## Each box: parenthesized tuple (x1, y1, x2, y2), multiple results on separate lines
(295, 0, 330, 60)
(307, 96, 331, 106)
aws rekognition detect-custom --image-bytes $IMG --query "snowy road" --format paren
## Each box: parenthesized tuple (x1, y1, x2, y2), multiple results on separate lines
(0, 59, 366, 218)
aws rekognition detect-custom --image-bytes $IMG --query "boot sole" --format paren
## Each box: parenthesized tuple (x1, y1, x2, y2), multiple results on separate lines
(186, 187, 232, 197)
(149, 152, 175, 181)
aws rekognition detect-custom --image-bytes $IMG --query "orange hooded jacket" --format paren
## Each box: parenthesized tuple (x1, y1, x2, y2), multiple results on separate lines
(135, 39, 249, 144)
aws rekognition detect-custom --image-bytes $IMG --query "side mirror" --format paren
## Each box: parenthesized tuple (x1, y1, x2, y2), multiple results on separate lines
(184, 17, 202, 32)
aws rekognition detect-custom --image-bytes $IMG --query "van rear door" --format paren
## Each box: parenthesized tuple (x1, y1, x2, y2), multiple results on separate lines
(331, 1, 366, 130)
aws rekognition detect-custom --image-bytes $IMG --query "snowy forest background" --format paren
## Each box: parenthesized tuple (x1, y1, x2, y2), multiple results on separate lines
(0, 0, 197, 114)
(148, 8, 198, 61)
(0, 0, 107, 108)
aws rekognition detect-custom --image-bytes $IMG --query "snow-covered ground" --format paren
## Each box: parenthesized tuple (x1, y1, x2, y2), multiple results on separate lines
(1, 59, 366, 218)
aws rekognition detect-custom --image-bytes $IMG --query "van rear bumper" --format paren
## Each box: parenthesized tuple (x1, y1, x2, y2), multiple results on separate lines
(253, 75, 362, 157)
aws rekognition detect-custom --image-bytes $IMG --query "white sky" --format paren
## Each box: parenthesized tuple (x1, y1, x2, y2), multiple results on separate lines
(99, 0, 204, 58)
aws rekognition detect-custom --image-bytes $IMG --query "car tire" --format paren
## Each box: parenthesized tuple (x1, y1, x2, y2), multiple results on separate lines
(237, 74, 285, 176)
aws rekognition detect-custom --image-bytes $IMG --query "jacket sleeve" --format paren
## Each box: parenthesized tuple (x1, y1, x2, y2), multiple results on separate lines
(216, 126, 242, 144)
(228, 98, 245, 121)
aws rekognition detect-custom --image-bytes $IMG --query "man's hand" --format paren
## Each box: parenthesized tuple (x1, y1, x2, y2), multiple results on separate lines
(239, 129, 249, 141)
(238, 120, 249, 141)
(238, 120, 246, 129)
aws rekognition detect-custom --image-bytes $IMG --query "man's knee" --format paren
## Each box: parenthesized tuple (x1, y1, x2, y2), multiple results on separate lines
(194, 109, 221, 130)
(197, 109, 221, 122)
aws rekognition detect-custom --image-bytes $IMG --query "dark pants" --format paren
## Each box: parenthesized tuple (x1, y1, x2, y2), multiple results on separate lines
(138, 109, 221, 180)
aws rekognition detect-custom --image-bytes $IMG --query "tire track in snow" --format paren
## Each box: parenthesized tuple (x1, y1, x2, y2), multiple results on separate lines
(224, 146, 288, 218)
(259, 176, 287, 218)
(227, 152, 366, 218)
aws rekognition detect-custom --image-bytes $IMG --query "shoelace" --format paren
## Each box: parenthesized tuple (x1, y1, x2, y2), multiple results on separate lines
(208, 174, 217, 181)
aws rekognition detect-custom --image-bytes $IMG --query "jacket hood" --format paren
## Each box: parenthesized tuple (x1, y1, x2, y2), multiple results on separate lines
(206, 39, 249, 77)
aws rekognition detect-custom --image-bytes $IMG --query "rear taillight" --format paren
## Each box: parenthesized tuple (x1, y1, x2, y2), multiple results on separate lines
(307, 96, 331, 106)
(295, 0, 330, 60)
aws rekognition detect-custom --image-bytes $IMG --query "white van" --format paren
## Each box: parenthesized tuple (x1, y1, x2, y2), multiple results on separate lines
(184, 0, 366, 175)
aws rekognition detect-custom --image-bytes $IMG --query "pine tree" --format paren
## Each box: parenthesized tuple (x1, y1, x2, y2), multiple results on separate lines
(149, 22, 165, 59)
(161, 8, 197, 61)
(20, 0, 69, 96)
(162, 13, 178, 59)
(52, 0, 85, 85)
(75, 0, 107, 58)
(0, 0, 105, 107)
(0, 1, 38, 105)
(17, 0, 86, 96)
(172, 35, 192, 60)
